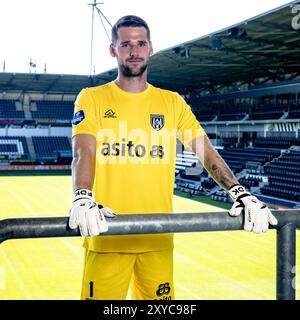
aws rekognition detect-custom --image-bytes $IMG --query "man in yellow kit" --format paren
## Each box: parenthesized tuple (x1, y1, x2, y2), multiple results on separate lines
(69, 15, 278, 300)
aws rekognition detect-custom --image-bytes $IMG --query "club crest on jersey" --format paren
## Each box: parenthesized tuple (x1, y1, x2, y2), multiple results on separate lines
(150, 114, 164, 131)
(72, 110, 85, 125)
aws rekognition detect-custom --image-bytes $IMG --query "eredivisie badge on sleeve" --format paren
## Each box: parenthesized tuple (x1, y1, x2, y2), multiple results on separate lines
(150, 114, 164, 131)
(72, 110, 85, 125)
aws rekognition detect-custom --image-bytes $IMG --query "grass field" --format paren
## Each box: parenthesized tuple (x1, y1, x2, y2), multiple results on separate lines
(0, 176, 299, 300)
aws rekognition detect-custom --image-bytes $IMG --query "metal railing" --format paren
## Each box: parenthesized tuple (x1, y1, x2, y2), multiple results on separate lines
(0, 209, 299, 300)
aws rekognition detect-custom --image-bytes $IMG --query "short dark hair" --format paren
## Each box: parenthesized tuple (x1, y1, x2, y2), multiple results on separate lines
(111, 15, 151, 43)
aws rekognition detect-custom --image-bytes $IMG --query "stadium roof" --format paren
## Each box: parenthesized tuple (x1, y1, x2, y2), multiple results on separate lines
(1, 1, 299, 94)
(0, 72, 110, 95)
(103, 1, 300, 91)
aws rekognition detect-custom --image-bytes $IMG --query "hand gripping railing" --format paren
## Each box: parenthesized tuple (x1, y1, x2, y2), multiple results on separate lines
(0, 209, 299, 300)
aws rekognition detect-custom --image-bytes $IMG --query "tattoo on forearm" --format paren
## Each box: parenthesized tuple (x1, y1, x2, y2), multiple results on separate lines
(208, 160, 238, 190)
(194, 136, 239, 190)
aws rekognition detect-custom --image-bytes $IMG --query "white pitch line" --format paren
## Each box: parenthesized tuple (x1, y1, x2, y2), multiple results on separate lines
(0, 249, 29, 298)
(3, 184, 37, 215)
(60, 238, 83, 259)
(174, 281, 203, 300)
(174, 251, 271, 299)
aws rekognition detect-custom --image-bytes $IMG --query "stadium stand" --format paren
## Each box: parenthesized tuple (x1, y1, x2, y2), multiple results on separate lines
(287, 105, 300, 119)
(211, 190, 230, 203)
(186, 99, 300, 124)
(201, 177, 217, 189)
(0, 99, 25, 120)
(216, 111, 247, 121)
(187, 99, 219, 122)
(192, 109, 217, 122)
(174, 181, 204, 196)
(176, 151, 198, 172)
(248, 104, 287, 121)
(174, 150, 205, 194)
(32, 136, 71, 160)
(261, 149, 300, 201)
(214, 103, 251, 121)
(30, 100, 74, 120)
(217, 147, 280, 173)
(248, 110, 284, 120)
(175, 138, 300, 206)
(253, 137, 300, 149)
(0, 136, 29, 160)
(239, 174, 263, 188)
(198, 114, 217, 122)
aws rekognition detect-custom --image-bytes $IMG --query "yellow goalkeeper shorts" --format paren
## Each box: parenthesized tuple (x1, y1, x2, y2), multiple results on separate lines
(80, 248, 174, 300)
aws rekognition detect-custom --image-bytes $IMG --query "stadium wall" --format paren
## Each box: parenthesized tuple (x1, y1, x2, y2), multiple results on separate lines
(0, 126, 71, 137)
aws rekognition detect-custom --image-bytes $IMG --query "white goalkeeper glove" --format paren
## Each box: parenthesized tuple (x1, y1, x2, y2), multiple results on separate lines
(228, 185, 278, 233)
(69, 189, 116, 236)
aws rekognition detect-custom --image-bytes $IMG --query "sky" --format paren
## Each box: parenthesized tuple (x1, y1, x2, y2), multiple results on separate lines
(0, 0, 294, 76)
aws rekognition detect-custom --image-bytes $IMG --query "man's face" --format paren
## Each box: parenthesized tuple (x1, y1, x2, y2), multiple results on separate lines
(110, 26, 153, 77)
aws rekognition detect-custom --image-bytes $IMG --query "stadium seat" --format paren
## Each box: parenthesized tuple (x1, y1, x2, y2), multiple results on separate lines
(261, 150, 300, 201)
(32, 136, 71, 161)
(0, 99, 25, 120)
(31, 100, 74, 121)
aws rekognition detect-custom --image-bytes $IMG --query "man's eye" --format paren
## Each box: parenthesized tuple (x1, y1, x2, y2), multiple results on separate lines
(121, 43, 129, 48)
(139, 42, 146, 47)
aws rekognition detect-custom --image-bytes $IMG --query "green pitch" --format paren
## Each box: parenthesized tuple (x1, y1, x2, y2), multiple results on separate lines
(0, 176, 298, 299)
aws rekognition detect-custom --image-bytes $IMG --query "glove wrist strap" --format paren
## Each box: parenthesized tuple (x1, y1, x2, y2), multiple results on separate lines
(228, 184, 250, 201)
(73, 188, 94, 202)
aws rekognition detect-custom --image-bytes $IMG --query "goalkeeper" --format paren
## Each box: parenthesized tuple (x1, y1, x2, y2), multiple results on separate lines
(69, 15, 277, 300)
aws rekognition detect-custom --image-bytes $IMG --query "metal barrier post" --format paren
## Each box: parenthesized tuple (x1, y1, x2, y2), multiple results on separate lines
(277, 223, 296, 300)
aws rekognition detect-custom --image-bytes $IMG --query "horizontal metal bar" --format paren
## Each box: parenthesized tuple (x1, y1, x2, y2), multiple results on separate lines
(1, 209, 299, 300)
(0, 210, 299, 244)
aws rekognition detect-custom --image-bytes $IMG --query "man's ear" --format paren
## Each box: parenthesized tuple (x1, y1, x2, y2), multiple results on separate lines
(149, 41, 154, 56)
(109, 43, 116, 57)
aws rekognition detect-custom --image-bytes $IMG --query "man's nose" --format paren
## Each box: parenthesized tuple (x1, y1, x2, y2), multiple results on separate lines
(129, 45, 139, 56)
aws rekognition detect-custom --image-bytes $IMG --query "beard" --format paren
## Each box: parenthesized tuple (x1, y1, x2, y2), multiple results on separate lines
(120, 61, 148, 78)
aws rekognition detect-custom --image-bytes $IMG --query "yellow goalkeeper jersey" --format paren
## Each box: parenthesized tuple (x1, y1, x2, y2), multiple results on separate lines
(72, 81, 206, 253)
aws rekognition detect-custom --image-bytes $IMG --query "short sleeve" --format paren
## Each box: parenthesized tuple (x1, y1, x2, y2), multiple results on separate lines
(72, 88, 99, 138)
(176, 94, 206, 146)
